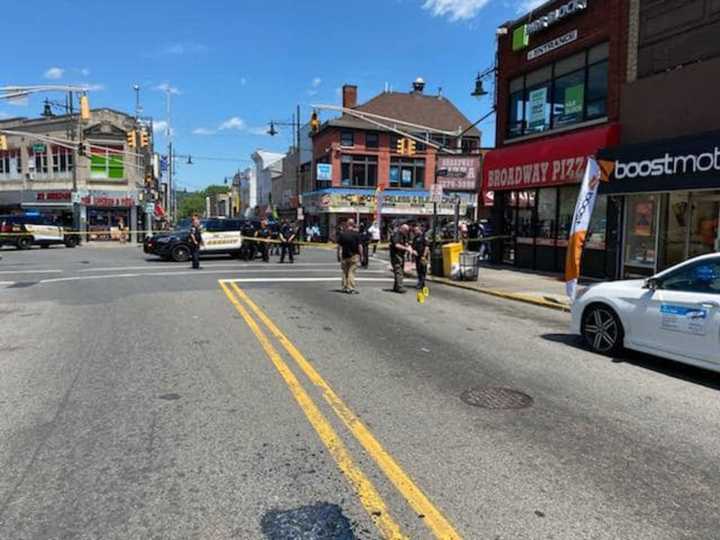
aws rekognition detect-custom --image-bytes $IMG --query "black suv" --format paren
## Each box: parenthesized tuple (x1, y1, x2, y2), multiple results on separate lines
(0, 214, 79, 250)
(144, 218, 250, 262)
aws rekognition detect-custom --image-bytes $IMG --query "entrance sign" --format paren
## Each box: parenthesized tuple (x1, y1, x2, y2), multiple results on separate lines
(316, 163, 332, 181)
(527, 30, 578, 60)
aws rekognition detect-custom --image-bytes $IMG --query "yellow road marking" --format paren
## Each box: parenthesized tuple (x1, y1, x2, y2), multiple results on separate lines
(219, 282, 407, 540)
(228, 282, 462, 540)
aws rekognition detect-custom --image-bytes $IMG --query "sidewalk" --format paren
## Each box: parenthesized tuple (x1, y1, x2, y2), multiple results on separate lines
(428, 264, 574, 312)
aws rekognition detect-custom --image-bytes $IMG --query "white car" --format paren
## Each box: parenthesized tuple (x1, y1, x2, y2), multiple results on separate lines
(571, 253, 720, 372)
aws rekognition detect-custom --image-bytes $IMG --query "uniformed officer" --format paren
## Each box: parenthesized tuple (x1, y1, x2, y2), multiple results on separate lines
(389, 223, 412, 293)
(256, 219, 271, 263)
(241, 221, 256, 261)
(188, 214, 203, 270)
(279, 220, 296, 264)
(412, 224, 430, 290)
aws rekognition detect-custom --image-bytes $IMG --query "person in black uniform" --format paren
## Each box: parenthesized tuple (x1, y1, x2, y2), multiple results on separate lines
(188, 214, 203, 270)
(412, 224, 430, 290)
(279, 220, 296, 264)
(241, 221, 256, 261)
(359, 223, 371, 268)
(256, 219, 271, 262)
(389, 223, 412, 293)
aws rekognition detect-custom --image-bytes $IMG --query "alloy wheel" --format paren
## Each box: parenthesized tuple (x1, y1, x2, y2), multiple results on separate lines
(583, 307, 620, 354)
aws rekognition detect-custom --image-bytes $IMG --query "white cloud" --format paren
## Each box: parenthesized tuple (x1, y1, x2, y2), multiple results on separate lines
(311, 77, 322, 88)
(247, 126, 270, 136)
(153, 83, 181, 95)
(240, 77, 247, 86)
(307, 89, 319, 97)
(80, 68, 91, 77)
(0, 111, 9, 118)
(193, 127, 216, 135)
(219, 116, 245, 130)
(44, 67, 64, 80)
(153, 120, 174, 136)
(516, 0, 545, 12)
(422, 0, 491, 21)
(159, 42, 208, 55)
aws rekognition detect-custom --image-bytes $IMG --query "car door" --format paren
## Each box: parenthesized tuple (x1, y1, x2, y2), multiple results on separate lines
(635, 258, 720, 364)
(199, 219, 223, 252)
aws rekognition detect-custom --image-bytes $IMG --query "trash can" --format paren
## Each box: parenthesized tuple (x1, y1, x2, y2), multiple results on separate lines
(459, 251, 480, 281)
(442, 242, 463, 278)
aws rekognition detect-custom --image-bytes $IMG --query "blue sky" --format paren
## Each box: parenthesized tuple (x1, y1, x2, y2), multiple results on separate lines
(2, 0, 541, 190)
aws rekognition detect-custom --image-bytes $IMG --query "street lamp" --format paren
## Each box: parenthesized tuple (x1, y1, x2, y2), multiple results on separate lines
(267, 121, 278, 137)
(471, 73, 489, 98)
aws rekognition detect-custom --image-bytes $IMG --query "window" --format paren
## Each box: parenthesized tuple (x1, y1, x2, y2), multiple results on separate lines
(341, 155, 377, 187)
(535, 187, 557, 241)
(660, 260, 720, 294)
(507, 42, 610, 139)
(340, 131, 354, 147)
(52, 146, 74, 177)
(30, 147, 49, 175)
(365, 132, 379, 149)
(0, 150, 21, 179)
(90, 145, 124, 179)
(389, 157, 425, 189)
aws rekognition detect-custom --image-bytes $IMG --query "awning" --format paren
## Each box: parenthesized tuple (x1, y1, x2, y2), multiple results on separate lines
(483, 124, 621, 191)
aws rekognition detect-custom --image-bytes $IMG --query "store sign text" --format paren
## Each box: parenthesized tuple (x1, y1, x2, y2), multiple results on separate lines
(487, 156, 587, 189)
(526, 0, 587, 36)
(36, 191, 71, 201)
(614, 146, 720, 179)
(527, 30, 578, 60)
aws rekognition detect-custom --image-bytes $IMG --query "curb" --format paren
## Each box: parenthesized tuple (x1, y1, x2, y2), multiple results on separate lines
(426, 276, 571, 313)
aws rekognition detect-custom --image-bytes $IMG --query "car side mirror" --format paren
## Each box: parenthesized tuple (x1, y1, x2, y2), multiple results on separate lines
(644, 278, 659, 290)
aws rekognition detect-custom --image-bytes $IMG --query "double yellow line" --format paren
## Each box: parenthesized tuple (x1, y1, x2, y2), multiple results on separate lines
(220, 281, 461, 540)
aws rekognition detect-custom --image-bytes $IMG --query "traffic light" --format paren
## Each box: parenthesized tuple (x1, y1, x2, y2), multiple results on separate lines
(310, 111, 320, 133)
(127, 130, 137, 148)
(396, 137, 406, 154)
(78, 142, 87, 156)
(0, 135, 7, 151)
(140, 130, 149, 148)
(407, 139, 416, 156)
(80, 95, 91, 121)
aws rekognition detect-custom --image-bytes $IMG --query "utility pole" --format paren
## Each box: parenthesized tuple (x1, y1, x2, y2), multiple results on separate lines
(165, 88, 174, 223)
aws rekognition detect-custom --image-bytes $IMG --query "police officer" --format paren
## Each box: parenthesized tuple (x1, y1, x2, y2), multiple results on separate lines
(279, 219, 296, 264)
(359, 223, 371, 268)
(256, 219, 271, 263)
(188, 214, 203, 270)
(412, 224, 430, 290)
(241, 221, 256, 261)
(389, 223, 412, 293)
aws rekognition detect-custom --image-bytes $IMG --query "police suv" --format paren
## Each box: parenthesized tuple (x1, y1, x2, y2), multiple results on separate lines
(144, 218, 247, 262)
(0, 214, 80, 249)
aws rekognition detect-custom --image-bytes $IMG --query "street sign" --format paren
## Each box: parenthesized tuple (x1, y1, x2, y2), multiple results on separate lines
(32, 143, 46, 153)
(430, 184, 444, 203)
(317, 163, 332, 181)
(145, 203, 155, 214)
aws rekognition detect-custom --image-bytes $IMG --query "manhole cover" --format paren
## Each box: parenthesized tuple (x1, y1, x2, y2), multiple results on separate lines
(461, 386, 533, 409)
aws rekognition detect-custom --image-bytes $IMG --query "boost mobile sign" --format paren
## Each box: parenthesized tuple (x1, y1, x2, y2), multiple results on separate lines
(613, 146, 720, 179)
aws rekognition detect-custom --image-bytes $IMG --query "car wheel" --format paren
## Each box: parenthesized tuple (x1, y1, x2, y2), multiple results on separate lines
(171, 245, 190, 262)
(16, 236, 33, 250)
(64, 236, 78, 248)
(41, 244, 50, 249)
(582, 304, 624, 356)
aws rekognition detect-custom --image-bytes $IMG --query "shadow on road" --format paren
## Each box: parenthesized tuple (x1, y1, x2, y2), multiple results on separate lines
(541, 333, 720, 391)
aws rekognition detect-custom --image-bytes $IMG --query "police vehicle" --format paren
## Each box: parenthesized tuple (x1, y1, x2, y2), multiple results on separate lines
(144, 218, 248, 262)
(0, 213, 79, 250)
(571, 253, 720, 372)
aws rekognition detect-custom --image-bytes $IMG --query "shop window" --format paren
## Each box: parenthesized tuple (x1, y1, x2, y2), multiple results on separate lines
(365, 132, 379, 149)
(587, 195, 608, 249)
(341, 155, 377, 187)
(688, 190, 720, 259)
(90, 145, 124, 180)
(340, 131, 354, 147)
(389, 157, 425, 189)
(624, 193, 659, 273)
(30, 147, 49, 175)
(52, 146, 74, 177)
(536, 187, 557, 243)
(558, 185, 580, 244)
(0, 150, 21, 179)
(507, 43, 610, 139)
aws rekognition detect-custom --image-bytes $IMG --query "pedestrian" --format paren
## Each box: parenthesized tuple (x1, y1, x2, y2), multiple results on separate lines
(368, 220, 380, 255)
(241, 221, 256, 261)
(412, 224, 430, 290)
(117, 217, 127, 244)
(279, 220, 296, 264)
(256, 219, 271, 262)
(389, 223, 412, 293)
(359, 223, 371, 268)
(188, 214, 203, 270)
(336, 219, 363, 294)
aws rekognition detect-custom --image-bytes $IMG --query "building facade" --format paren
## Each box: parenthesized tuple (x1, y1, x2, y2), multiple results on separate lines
(251, 150, 284, 217)
(0, 108, 156, 241)
(307, 81, 481, 240)
(484, 0, 627, 277)
(599, 0, 720, 278)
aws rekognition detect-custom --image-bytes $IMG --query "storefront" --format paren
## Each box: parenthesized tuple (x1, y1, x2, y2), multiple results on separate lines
(18, 190, 75, 226)
(483, 123, 620, 277)
(303, 188, 464, 241)
(599, 130, 720, 278)
(80, 190, 137, 241)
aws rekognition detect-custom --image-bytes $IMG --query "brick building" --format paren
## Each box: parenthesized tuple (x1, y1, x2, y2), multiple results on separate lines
(306, 80, 481, 240)
(599, 0, 720, 278)
(483, 0, 627, 278)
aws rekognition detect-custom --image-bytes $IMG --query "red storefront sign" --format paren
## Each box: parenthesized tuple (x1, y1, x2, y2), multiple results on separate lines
(483, 124, 620, 191)
(36, 191, 71, 201)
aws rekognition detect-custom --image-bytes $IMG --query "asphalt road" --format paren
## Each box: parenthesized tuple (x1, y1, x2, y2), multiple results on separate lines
(1, 242, 719, 539)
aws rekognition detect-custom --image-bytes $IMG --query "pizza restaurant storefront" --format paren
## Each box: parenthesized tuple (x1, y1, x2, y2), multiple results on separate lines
(599, 130, 720, 278)
(483, 124, 620, 277)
